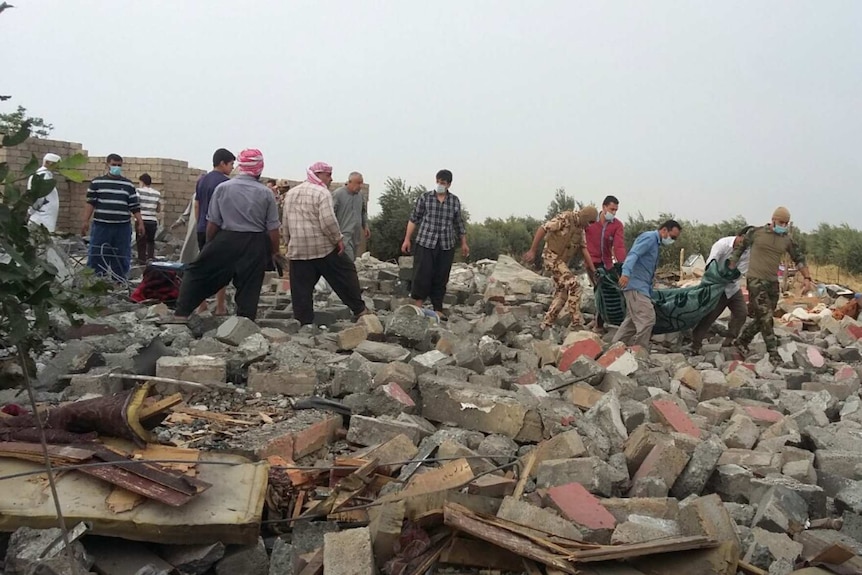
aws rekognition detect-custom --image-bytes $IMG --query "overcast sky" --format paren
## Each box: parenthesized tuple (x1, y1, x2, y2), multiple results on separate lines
(3, 1, 860, 230)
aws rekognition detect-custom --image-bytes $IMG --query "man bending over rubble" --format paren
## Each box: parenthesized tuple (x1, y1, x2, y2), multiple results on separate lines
(524, 205, 598, 331)
(170, 149, 281, 321)
(729, 206, 813, 365)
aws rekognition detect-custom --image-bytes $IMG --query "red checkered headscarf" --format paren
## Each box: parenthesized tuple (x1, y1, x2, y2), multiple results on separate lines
(237, 148, 264, 176)
(306, 161, 332, 187)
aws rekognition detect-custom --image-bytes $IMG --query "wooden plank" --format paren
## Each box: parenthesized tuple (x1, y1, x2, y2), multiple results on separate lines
(406, 532, 453, 575)
(396, 437, 439, 482)
(522, 559, 543, 575)
(512, 449, 538, 500)
(172, 406, 255, 426)
(568, 535, 718, 563)
(80, 464, 196, 507)
(443, 503, 578, 574)
(267, 455, 311, 486)
(811, 543, 856, 565)
(138, 394, 183, 423)
(0, 441, 94, 463)
(92, 448, 210, 496)
(297, 547, 323, 575)
(134, 444, 200, 475)
(301, 458, 378, 518)
(737, 560, 769, 575)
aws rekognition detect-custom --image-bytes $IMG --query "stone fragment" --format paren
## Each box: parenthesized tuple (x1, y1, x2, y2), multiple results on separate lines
(323, 527, 375, 575)
(670, 434, 724, 499)
(496, 496, 582, 540)
(354, 340, 411, 363)
(160, 542, 225, 575)
(751, 486, 809, 535)
(357, 314, 384, 339)
(336, 325, 368, 350)
(215, 316, 260, 346)
(268, 539, 294, 575)
(695, 398, 737, 426)
(536, 457, 626, 497)
(410, 349, 451, 375)
(368, 500, 405, 566)
(384, 305, 431, 346)
(675, 365, 702, 392)
(721, 413, 760, 449)
(611, 515, 680, 544)
(331, 369, 373, 397)
(156, 355, 227, 385)
(568, 355, 607, 386)
(347, 415, 424, 446)
(477, 434, 519, 466)
(247, 365, 316, 396)
(454, 345, 485, 374)
(214, 537, 267, 575)
(629, 442, 690, 497)
(583, 391, 628, 449)
(374, 361, 417, 391)
(535, 429, 588, 466)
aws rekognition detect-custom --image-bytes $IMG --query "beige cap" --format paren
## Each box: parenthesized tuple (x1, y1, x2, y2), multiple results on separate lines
(577, 205, 599, 228)
(43, 153, 61, 164)
(772, 206, 791, 221)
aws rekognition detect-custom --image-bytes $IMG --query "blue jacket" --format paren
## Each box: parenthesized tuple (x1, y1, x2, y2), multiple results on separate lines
(622, 230, 661, 296)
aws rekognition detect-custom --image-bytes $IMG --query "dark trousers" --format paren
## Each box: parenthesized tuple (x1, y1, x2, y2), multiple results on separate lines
(289, 250, 366, 325)
(175, 230, 269, 320)
(88, 221, 131, 279)
(691, 289, 748, 346)
(411, 243, 455, 311)
(136, 221, 158, 263)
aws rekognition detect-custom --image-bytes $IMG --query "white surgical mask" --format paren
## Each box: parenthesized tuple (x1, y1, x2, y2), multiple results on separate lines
(604, 212, 615, 222)
(661, 237, 675, 246)
(435, 184, 447, 194)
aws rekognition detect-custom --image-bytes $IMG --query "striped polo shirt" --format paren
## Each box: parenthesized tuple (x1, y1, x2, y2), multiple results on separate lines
(137, 186, 161, 222)
(87, 175, 141, 224)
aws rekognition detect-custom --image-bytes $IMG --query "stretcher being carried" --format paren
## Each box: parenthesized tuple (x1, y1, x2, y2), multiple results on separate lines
(594, 260, 741, 334)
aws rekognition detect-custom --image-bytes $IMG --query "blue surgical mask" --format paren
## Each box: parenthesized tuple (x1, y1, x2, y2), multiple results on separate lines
(604, 212, 615, 222)
(661, 237, 675, 246)
(773, 225, 787, 235)
(109, 165, 122, 176)
(435, 184, 447, 194)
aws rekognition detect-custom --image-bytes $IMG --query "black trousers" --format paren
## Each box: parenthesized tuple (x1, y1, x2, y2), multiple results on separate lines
(136, 221, 158, 263)
(289, 250, 366, 325)
(411, 243, 455, 311)
(175, 230, 269, 320)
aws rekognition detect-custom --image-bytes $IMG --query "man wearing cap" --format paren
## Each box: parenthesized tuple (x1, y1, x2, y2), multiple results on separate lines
(332, 171, 370, 262)
(729, 206, 813, 365)
(171, 149, 281, 321)
(27, 152, 61, 233)
(524, 205, 599, 331)
(282, 162, 369, 325)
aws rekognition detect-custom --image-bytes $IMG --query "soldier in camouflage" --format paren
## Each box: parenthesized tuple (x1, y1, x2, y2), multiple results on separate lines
(728, 206, 814, 364)
(524, 205, 598, 330)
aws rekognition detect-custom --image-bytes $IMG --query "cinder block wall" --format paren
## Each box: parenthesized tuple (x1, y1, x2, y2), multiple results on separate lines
(2, 138, 372, 255)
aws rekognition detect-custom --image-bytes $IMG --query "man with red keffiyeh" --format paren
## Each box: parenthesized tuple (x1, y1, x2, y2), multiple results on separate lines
(167, 148, 282, 322)
(282, 162, 369, 326)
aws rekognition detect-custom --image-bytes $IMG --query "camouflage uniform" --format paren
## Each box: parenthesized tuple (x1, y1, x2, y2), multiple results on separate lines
(730, 225, 807, 362)
(540, 210, 591, 329)
(736, 278, 780, 356)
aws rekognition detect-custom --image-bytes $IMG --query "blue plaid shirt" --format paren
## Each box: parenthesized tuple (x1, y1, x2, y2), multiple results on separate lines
(410, 191, 467, 250)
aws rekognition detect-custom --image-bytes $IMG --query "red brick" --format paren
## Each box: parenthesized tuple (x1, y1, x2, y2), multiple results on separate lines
(546, 482, 616, 530)
(743, 405, 783, 425)
(516, 371, 538, 386)
(597, 344, 627, 368)
(650, 400, 701, 438)
(727, 360, 757, 373)
(382, 382, 415, 408)
(559, 340, 602, 371)
(256, 415, 341, 460)
(846, 324, 862, 341)
(806, 346, 825, 368)
(835, 366, 858, 381)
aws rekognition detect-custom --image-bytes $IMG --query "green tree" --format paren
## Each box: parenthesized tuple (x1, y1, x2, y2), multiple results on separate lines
(465, 222, 502, 262)
(0, 105, 54, 139)
(544, 187, 583, 220)
(367, 177, 425, 262)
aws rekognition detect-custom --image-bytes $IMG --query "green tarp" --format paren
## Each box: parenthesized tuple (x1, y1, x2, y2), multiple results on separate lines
(594, 260, 741, 334)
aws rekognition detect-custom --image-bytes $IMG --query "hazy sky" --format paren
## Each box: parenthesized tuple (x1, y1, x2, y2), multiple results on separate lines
(3, 1, 860, 230)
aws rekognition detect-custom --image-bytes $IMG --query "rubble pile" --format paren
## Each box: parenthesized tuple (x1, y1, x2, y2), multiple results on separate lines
(1, 255, 862, 574)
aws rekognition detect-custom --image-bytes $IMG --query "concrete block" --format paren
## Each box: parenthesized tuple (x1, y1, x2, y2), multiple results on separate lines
(536, 457, 626, 497)
(721, 413, 760, 449)
(247, 365, 317, 396)
(629, 442, 690, 497)
(156, 355, 226, 385)
(347, 415, 425, 446)
(323, 527, 374, 575)
(751, 486, 809, 535)
(354, 340, 411, 363)
(374, 361, 417, 391)
(496, 496, 582, 541)
(215, 316, 260, 346)
(568, 355, 607, 386)
(336, 325, 368, 350)
(670, 434, 724, 499)
(546, 482, 616, 543)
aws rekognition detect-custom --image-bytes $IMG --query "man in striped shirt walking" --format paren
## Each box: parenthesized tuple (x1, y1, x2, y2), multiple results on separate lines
(81, 154, 146, 279)
(135, 173, 161, 264)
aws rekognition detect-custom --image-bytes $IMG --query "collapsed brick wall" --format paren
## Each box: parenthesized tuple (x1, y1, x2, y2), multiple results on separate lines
(1, 138, 372, 255)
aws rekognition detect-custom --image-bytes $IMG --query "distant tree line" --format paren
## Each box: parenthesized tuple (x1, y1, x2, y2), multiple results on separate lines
(366, 178, 862, 275)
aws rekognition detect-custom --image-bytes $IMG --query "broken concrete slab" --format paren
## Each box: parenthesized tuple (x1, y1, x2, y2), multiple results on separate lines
(323, 527, 375, 575)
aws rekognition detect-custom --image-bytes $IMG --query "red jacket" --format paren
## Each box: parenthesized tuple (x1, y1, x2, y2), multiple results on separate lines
(585, 218, 626, 269)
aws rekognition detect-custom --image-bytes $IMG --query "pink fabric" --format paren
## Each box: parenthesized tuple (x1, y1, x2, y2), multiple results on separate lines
(306, 161, 332, 187)
(237, 148, 265, 176)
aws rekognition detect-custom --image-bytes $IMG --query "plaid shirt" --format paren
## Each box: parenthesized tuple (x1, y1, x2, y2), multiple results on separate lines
(409, 191, 467, 250)
(281, 181, 342, 260)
